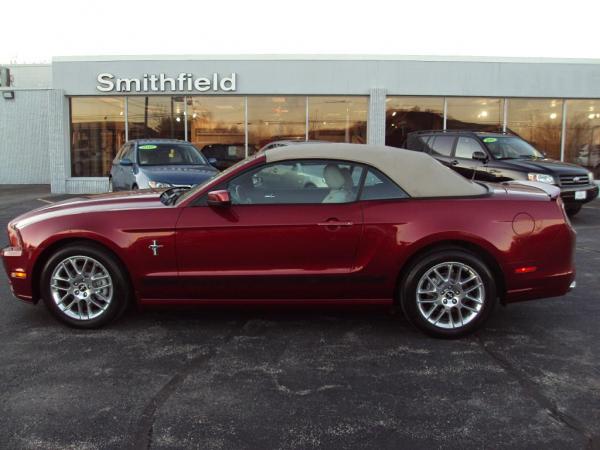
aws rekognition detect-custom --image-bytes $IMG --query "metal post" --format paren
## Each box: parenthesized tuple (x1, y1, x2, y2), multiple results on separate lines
(502, 98, 508, 132)
(124, 97, 129, 141)
(443, 98, 448, 130)
(244, 96, 249, 158)
(183, 96, 188, 141)
(305, 96, 309, 141)
(560, 101, 568, 162)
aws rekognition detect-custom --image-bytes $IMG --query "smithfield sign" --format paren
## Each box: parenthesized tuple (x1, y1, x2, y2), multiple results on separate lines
(96, 72, 237, 93)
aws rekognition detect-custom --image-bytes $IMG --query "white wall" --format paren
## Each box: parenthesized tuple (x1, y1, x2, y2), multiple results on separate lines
(0, 89, 51, 184)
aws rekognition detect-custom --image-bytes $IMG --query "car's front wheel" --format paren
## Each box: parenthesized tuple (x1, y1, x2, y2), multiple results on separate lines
(400, 248, 497, 338)
(41, 243, 130, 328)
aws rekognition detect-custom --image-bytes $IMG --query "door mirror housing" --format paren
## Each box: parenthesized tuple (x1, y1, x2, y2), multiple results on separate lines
(472, 151, 488, 162)
(207, 190, 231, 206)
(120, 158, 134, 166)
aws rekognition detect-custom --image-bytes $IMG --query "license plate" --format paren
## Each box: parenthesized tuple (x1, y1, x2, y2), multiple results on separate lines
(575, 190, 586, 200)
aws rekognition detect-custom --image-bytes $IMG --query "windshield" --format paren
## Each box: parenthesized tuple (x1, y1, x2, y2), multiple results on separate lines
(137, 143, 208, 166)
(174, 153, 261, 205)
(482, 136, 544, 160)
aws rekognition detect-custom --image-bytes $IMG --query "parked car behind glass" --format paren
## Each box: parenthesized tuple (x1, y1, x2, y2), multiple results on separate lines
(110, 139, 219, 191)
(405, 131, 598, 216)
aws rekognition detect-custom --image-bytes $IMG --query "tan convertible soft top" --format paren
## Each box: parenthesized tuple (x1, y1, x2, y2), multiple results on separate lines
(266, 143, 487, 197)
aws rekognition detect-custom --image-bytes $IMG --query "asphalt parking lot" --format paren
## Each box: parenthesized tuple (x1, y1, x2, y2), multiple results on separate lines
(0, 186, 599, 450)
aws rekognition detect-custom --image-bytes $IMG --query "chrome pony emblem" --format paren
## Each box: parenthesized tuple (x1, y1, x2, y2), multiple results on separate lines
(148, 240, 163, 256)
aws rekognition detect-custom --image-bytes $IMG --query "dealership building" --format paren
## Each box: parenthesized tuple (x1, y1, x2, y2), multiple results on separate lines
(1, 55, 600, 194)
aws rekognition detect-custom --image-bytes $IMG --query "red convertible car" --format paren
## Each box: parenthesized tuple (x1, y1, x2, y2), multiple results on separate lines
(2, 144, 576, 337)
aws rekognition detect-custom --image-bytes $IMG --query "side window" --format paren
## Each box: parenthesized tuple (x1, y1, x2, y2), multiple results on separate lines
(115, 144, 129, 162)
(430, 136, 455, 157)
(360, 168, 409, 201)
(122, 144, 135, 161)
(455, 137, 483, 159)
(227, 160, 363, 205)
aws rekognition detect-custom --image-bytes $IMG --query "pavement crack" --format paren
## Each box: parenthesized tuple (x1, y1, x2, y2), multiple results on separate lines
(576, 246, 600, 254)
(475, 334, 598, 449)
(128, 320, 248, 450)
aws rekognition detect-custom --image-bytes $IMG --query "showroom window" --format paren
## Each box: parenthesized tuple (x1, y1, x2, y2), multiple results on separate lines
(127, 96, 185, 140)
(308, 96, 367, 143)
(187, 96, 246, 168)
(506, 98, 562, 160)
(446, 97, 504, 131)
(70, 97, 126, 177)
(385, 97, 444, 148)
(247, 96, 306, 155)
(564, 99, 600, 177)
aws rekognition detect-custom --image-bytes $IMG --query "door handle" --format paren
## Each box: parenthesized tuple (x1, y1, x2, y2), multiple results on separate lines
(317, 219, 354, 227)
(450, 159, 459, 166)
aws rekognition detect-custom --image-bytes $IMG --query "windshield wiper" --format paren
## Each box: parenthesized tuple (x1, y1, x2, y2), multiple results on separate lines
(159, 187, 190, 205)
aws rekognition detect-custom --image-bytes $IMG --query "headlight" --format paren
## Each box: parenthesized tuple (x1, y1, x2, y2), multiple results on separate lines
(589, 171, 595, 182)
(148, 181, 172, 188)
(527, 173, 555, 184)
(7, 224, 23, 248)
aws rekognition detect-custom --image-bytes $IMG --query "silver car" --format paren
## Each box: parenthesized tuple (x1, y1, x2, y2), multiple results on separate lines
(110, 139, 219, 191)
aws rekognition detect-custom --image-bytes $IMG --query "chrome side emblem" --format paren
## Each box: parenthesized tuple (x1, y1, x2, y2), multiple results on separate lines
(148, 240, 163, 256)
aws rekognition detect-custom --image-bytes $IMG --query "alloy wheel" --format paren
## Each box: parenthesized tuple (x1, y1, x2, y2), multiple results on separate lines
(416, 261, 485, 330)
(49, 256, 113, 321)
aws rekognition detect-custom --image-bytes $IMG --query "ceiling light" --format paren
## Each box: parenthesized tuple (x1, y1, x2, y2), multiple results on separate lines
(549, 112, 557, 119)
(392, 111, 397, 117)
(589, 113, 595, 119)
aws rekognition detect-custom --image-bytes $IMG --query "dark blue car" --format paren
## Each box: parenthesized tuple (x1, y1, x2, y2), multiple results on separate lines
(110, 139, 219, 191)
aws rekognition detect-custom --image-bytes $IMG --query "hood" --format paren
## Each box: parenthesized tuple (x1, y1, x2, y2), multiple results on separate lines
(140, 165, 218, 185)
(500, 157, 589, 176)
(11, 190, 164, 229)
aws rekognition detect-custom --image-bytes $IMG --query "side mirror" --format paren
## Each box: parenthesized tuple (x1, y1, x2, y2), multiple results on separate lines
(120, 158, 133, 166)
(208, 157, 218, 166)
(207, 190, 231, 206)
(472, 151, 488, 162)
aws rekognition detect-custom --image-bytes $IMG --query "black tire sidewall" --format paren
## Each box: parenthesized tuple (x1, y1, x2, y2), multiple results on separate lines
(566, 205, 582, 216)
(41, 243, 129, 329)
(401, 249, 497, 338)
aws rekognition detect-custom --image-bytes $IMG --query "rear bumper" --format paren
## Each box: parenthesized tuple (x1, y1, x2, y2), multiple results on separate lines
(504, 269, 575, 303)
(560, 184, 599, 205)
(1, 246, 35, 303)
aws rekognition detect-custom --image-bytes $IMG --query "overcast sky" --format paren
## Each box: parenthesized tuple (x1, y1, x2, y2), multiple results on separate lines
(3, 0, 600, 63)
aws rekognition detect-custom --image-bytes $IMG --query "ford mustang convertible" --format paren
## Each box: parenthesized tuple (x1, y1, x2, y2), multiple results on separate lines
(1, 144, 576, 337)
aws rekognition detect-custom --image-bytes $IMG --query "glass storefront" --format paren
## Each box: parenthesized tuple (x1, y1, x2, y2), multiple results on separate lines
(70, 97, 126, 177)
(308, 96, 367, 143)
(385, 97, 444, 148)
(247, 96, 306, 154)
(446, 97, 504, 131)
(187, 96, 245, 170)
(69, 94, 600, 177)
(506, 98, 563, 160)
(565, 99, 600, 177)
(127, 96, 185, 140)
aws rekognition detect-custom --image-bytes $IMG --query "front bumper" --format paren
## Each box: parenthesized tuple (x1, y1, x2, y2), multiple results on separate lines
(1, 246, 34, 303)
(560, 184, 599, 205)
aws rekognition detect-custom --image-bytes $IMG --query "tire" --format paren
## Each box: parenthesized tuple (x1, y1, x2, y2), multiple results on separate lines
(40, 243, 131, 329)
(400, 248, 497, 338)
(565, 205, 582, 217)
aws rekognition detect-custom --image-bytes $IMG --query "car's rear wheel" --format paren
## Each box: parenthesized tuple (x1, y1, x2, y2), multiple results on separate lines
(41, 243, 130, 328)
(565, 205, 582, 217)
(400, 248, 497, 338)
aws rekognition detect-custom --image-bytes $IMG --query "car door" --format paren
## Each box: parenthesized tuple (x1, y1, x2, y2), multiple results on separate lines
(451, 136, 490, 180)
(429, 135, 456, 168)
(112, 143, 133, 190)
(175, 159, 364, 300)
(111, 144, 128, 190)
